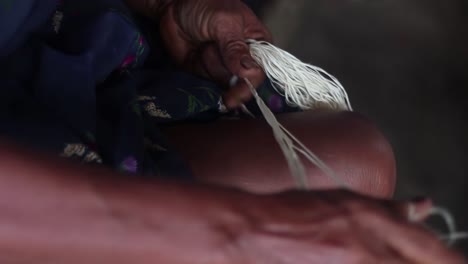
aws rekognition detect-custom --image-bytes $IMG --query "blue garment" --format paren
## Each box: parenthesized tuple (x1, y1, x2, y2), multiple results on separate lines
(0, 0, 298, 178)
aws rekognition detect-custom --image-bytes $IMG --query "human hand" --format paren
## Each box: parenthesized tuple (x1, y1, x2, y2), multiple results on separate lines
(158, 0, 272, 108)
(226, 190, 465, 264)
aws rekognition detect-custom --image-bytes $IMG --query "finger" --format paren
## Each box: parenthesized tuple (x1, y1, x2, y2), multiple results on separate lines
(198, 43, 232, 85)
(362, 210, 465, 264)
(216, 31, 261, 79)
(344, 192, 434, 223)
(223, 71, 265, 109)
(216, 31, 265, 108)
(213, 13, 265, 78)
(211, 4, 271, 108)
(196, 43, 265, 109)
(159, 5, 193, 65)
(385, 197, 433, 222)
(242, 5, 274, 43)
(387, 223, 465, 264)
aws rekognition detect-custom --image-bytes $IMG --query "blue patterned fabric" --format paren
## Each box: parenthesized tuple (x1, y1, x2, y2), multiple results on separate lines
(0, 0, 299, 178)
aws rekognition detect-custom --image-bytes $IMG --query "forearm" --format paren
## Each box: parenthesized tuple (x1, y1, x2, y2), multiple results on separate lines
(0, 143, 248, 264)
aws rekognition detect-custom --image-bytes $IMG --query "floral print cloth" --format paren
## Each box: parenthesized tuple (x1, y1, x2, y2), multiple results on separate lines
(0, 0, 299, 179)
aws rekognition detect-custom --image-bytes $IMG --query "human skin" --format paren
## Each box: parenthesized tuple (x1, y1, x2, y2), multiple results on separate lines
(0, 0, 465, 263)
(126, 0, 398, 197)
(163, 111, 397, 198)
(126, 0, 272, 108)
(0, 142, 464, 264)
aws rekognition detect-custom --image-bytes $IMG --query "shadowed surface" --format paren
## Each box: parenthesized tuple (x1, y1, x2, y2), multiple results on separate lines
(247, 0, 468, 254)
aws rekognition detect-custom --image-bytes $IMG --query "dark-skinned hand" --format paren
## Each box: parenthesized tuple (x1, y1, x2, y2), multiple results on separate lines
(127, 0, 272, 108)
(232, 190, 465, 264)
(124, 1, 466, 263)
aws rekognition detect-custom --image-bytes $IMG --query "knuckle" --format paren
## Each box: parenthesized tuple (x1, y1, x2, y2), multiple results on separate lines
(222, 39, 248, 56)
(212, 13, 242, 35)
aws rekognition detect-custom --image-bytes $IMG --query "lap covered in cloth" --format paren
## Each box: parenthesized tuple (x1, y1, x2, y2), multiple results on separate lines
(0, 0, 299, 179)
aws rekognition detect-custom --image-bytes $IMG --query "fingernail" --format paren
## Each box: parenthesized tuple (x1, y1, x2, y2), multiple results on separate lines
(241, 56, 258, 69)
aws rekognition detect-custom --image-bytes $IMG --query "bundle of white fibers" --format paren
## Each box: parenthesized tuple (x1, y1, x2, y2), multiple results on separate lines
(244, 78, 347, 189)
(247, 39, 352, 111)
(243, 40, 468, 244)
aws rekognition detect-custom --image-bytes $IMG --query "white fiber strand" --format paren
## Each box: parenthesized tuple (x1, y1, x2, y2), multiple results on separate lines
(245, 40, 467, 245)
(292, 145, 348, 188)
(245, 78, 309, 189)
(430, 207, 468, 246)
(440, 233, 468, 242)
(247, 39, 352, 111)
(240, 104, 256, 118)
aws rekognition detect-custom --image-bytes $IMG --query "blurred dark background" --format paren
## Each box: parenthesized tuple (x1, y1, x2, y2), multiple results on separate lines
(245, 0, 468, 253)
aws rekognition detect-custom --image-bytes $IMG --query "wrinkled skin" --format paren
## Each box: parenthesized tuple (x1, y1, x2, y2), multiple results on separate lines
(126, 0, 272, 108)
(0, 144, 465, 264)
(235, 190, 464, 264)
(116, 1, 468, 263)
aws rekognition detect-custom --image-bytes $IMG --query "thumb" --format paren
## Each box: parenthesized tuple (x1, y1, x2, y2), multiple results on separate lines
(217, 35, 266, 108)
(218, 37, 260, 79)
(213, 17, 262, 78)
